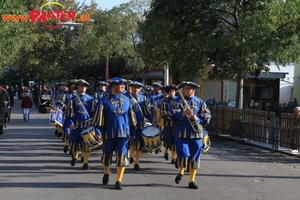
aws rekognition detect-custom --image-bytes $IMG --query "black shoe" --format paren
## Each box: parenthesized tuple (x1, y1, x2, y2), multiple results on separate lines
(174, 159, 178, 169)
(63, 146, 68, 153)
(175, 174, 183, 184)
(115, 181, 123, 190)
(55, 130, 58, 136)
(4, 124, 7, 128)
(185, 167, 190, 172)
(129, 157, 134, 164)
(25, 119, 28, 122)
(134, 163, 140, 170)
(188, 181, 198, 189)
(0, 131, 3, 135)
(80, 157, 84, 163)
(57, 132, 62, 137)
(82, 163, 90, 170)
(155, 149, 161, 154)
(164, 153, 169, 161)
(102, 174, 109, 185)
(71, 157, 77, 166)
(8, 117, 10, 122)
(171, 159, 176, 164)
(24, 117, 26, 121)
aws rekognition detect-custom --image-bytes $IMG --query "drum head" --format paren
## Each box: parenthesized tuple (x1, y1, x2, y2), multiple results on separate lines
(142, 126, 160, 137)
(80, 126, 94, 135)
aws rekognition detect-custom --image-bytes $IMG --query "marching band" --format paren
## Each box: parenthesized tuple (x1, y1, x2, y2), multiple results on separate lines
(49, 77, 211, 190)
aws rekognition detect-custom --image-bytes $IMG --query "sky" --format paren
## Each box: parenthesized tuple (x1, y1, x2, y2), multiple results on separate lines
(79, 0, 131, 10)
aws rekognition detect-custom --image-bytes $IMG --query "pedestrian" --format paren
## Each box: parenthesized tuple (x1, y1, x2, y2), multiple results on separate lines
(0, 85, 10, 134)
(4, 85, 14, 125)
(21, 92, 32, 122)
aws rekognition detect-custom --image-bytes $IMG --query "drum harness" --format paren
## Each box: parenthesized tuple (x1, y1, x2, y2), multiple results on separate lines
(129, 94, 145, 129)
(75, 93, 92, 127)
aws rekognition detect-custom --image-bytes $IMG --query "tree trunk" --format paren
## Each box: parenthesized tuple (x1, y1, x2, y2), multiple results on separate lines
(236, 76, 243, 108)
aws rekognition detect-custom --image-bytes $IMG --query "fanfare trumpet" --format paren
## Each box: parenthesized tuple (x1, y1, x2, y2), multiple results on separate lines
(176, 89, 211, 153)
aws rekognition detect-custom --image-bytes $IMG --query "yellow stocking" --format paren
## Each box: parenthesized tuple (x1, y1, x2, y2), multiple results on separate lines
(129, 145, 135, 158)
(116, 166, 125, 182)
(179, 167, 185, 175)
(164, 148, 169, 154)
(189, 168, 197, 182)
(81, 152, 90, 164)
(135, 151, 141, 164)
(171, 150, 177, 160)
(104, 166, 110, 174)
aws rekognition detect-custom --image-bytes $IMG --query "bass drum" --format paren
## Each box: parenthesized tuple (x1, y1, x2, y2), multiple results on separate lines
(141, 125, 162, 152)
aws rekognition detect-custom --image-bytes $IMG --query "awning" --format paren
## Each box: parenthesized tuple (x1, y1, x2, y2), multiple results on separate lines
(247, 72, 288, 79)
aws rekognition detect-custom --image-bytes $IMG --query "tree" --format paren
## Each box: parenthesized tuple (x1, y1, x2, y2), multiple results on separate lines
(140, 0, 300, 107)
(0, 0, 37, 78)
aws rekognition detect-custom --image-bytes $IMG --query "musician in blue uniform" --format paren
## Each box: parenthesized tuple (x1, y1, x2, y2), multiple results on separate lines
(160, 84, 178, 163)
(51, 82, 67, 137)
(92, 77, 137, 190)
(62, 79, 78, 153)
(127, 81, 153, 170)
(169, 81, 211, 189)
(92, 81, 109, 112)
(65, 79, 94, 170)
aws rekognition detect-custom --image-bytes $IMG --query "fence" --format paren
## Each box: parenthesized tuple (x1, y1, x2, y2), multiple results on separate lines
(207, 106, 300, 151)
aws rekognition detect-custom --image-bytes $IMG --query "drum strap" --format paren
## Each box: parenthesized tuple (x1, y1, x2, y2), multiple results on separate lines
(129, 94, 144, 117)
(75, 93, 90, 119)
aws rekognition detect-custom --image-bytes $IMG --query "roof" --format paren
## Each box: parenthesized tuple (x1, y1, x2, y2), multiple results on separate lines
(247, 72, 288, 80)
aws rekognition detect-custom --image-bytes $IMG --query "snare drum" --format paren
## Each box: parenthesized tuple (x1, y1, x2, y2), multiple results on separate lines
(54, 109, 65, 127)
(49, 109, 56, 124)
(79, 126, 103, 152)
(141, 125, 162, 151)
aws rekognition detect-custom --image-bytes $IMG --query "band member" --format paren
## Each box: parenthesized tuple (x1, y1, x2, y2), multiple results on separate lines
(160, 84, 178, 163)
(51, 82, 67, 137)
(95, 81, 109, 101)
(62, 79, 78, 153)
(92, 77, 137, 190)
(65, 79, 93, 170)
(128, 81, 154, 170)
(144, 85, 154, 99)
(169, 81, 211, 189)
(92, 81, 109, 112)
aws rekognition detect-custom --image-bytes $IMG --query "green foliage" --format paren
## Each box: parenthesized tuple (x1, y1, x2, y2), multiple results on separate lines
(139, 0, 300, 107)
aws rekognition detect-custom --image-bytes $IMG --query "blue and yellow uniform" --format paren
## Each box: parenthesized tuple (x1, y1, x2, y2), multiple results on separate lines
(169, 81, 211, 189)
(62, 79, 78, 153)
(160, 84, 178, 163)
(51, 82, 67, 137)
(92, 81, 109, 112)
(65, 79, 93, 170)
(127, 81, 153, 170)
(92, 77, 137, 190)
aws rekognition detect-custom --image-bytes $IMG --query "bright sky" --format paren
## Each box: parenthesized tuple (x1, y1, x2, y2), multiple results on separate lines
(79, 0, 131, 10)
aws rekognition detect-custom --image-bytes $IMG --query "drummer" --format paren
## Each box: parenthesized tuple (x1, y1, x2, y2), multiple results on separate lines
(92, 77, 137, 190)
(51, 82, 67, 137)
(160, 84, 178, 163)
(65, 79, 94, 170)
(127, 81, 155, 170)
(62, 79, 78, 154)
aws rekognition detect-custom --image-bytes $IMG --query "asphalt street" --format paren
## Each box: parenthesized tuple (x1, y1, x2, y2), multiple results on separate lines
(0, 99, 300, 200)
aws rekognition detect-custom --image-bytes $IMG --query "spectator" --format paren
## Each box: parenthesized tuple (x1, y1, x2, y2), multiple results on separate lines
(21, 92, 32, 122)
(0, 85, 10, 135)
(4, 85, 14, 125)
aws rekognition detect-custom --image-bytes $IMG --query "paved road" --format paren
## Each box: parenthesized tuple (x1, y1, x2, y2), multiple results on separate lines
(0, 99, 300, 200)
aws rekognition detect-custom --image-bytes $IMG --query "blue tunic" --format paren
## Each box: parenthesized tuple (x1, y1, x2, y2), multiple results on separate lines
(170, 96, 211, 139)
(92, 93, 137, 139)
(65, 93, 93, 143)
